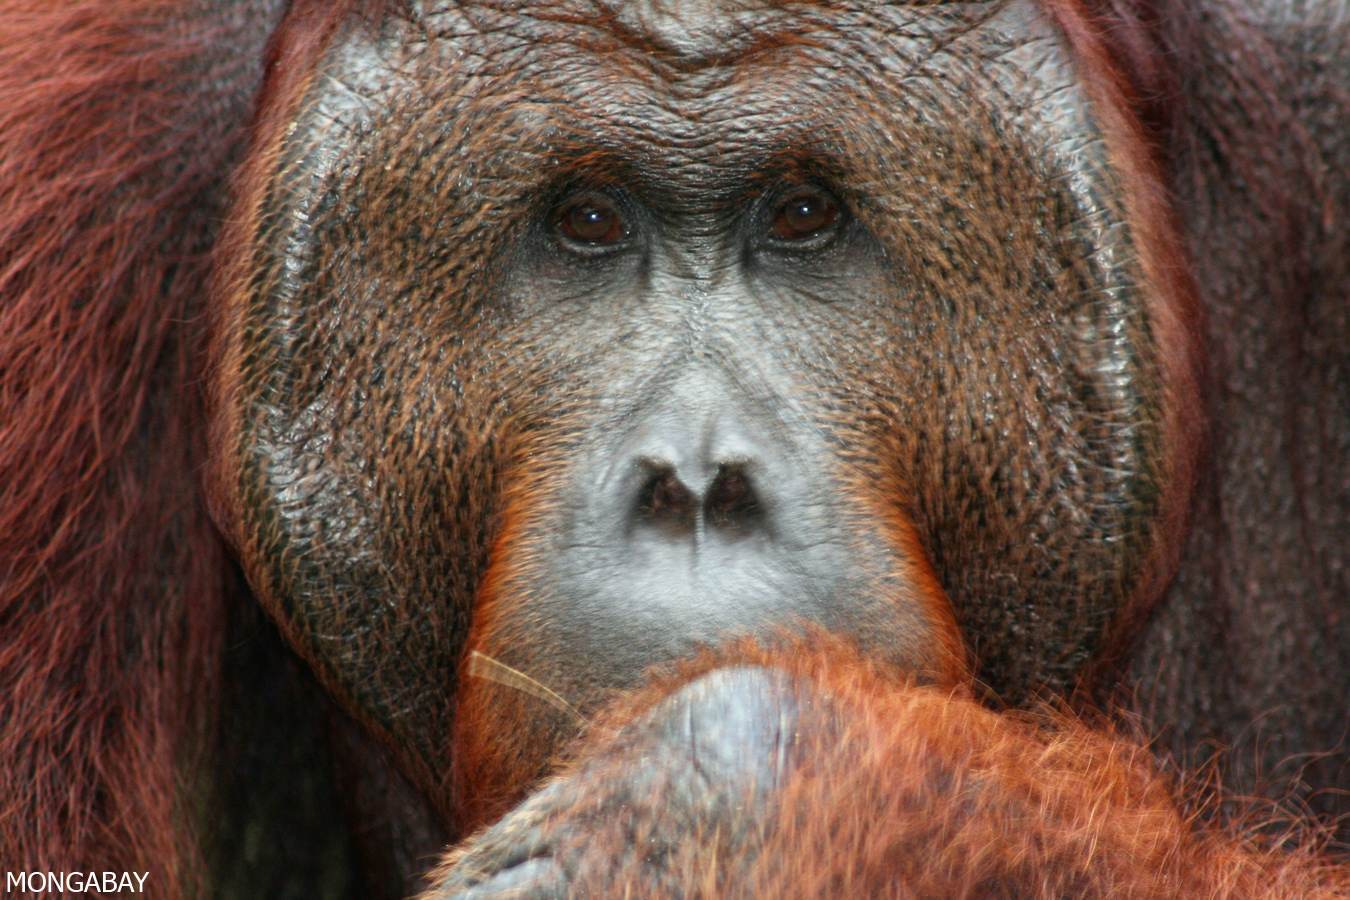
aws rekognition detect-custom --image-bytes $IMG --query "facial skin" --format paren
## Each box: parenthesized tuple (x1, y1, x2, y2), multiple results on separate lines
(210, 0, 1195, 826)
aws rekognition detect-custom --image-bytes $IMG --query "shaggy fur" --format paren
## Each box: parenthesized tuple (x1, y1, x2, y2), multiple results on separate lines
(0, 1, 282, 891)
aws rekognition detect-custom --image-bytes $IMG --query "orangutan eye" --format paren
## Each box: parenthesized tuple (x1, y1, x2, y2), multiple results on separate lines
(555, 195, 628, 247)
(770, 189, 840, 242)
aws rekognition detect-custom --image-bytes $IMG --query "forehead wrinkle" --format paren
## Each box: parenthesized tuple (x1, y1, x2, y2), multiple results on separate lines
(415, 2, 1035, 202)
(551, 105, 838, 202)
(441, 2, 1003, 148)
(522, 48, 856, 177)
(458, 0, 833, 71)
(442, 0, 1009, 93)
(466, 1, 854, 101)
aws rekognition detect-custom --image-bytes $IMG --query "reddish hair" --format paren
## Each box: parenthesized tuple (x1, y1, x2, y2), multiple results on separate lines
(0, 0, 277, 889)
(435, 638, 1348, 899)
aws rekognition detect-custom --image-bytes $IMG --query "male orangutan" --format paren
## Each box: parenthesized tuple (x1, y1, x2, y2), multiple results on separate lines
(0, 0, 1346, 897)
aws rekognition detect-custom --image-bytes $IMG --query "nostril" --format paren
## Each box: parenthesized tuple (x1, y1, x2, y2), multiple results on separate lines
(705, 463, 763, 534)
(635, 464, 697, 534)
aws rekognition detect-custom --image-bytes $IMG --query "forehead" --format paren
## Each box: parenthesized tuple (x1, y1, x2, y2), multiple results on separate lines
(260, 0, 1117, 279)
(349, 0, 1086, 169)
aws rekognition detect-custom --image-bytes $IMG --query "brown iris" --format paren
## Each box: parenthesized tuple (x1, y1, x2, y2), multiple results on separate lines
(556, 196, 626, 245)
(771, 190, 839, 241)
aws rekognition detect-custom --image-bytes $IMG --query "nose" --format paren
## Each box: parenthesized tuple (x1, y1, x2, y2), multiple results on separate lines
(633, 458, 765, 538)
(617, 413, 779, 544)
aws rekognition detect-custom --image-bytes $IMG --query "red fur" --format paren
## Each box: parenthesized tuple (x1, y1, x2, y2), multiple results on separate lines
(0, 1, 263, 891)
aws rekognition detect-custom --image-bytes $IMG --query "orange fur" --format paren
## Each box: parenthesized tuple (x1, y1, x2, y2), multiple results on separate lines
(433, 639, 1348, 899)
